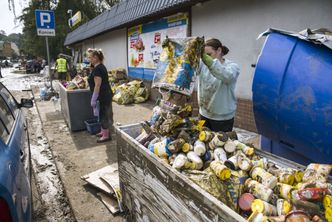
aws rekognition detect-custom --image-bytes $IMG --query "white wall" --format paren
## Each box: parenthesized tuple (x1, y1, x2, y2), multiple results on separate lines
(192, 0, 332, 99)
(92, 28, 127, 70)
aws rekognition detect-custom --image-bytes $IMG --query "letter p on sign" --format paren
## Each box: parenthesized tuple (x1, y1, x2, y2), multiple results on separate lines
(40, 12, 51, 27)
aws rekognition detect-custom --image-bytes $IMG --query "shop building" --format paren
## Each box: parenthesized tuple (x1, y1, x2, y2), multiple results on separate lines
(65, 0, 332, 132)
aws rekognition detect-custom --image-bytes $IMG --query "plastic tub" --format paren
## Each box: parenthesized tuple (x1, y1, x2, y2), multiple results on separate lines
(84, 118, 101, 135)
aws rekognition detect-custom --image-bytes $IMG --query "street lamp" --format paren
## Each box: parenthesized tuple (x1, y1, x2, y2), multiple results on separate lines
(67, 9, 73, 18)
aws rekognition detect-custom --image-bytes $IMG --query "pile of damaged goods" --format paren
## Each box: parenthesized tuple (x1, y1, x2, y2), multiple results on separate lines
(109, 68, 149, 105)
(134, 37, 332, 222)
(62, 75, 88, 90)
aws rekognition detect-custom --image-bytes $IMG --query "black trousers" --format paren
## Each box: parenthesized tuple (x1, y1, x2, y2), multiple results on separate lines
(99, 97, 113, 130)
(200, 114, 234, 132)
(57, 72, 67, 81)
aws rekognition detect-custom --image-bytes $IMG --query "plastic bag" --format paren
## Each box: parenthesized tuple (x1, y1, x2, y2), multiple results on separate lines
(152, 37, 204, 96)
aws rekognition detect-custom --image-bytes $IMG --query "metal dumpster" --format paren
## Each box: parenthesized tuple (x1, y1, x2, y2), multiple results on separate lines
(116, 123, 306, 222)
(59, 83, 94, 131)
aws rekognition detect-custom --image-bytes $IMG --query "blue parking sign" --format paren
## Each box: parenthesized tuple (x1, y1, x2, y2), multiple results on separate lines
(35, 10, 56, 36)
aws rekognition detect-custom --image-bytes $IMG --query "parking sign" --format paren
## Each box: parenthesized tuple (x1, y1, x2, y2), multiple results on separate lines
(35, 10, 55, 36)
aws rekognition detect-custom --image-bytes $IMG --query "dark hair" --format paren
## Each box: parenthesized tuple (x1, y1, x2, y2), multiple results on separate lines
(90, 48, 104, 62)
(205, 38, 229, 55)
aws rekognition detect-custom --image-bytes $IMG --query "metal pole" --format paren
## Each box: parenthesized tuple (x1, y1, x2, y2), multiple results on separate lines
(45, 36, 53, 91)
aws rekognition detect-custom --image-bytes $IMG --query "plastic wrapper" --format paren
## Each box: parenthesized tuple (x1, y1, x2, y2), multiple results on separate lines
(184, 168, 247, 212)
(152, 37, 204, 96)
(112, 80, 149, 105)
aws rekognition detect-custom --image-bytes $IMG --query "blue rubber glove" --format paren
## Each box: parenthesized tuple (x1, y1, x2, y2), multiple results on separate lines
(93, 101, 100, 117)
(91, 92, 99, 107)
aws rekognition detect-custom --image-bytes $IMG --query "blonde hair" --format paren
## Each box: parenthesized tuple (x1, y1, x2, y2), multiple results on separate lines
(88, 48, 104, 62)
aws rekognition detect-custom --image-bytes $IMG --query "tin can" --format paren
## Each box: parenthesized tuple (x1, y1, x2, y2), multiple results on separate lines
(239, 193, 255, 212)
(312, 215, 325, 222)
(276, 199, 292, 216)
(293, 170, 304, 183)
(252, 158, 268, 169)
(202, 150, 212, 162)
(172, 153, 188, 170)
(248, 211, 270, 222)
(168, 138, 185, 153)
(199, 130, 214, 142)
(298, 187, 328, 201)
(213, 148, 227, 163)
(224, 153, 239, 170)
(285, 210, 311, 222)
(275, 183, 294, 200)
(323, 195, 332, 209)
(187, 151, 203, 170)
(237, 152, 253, 171)
(250, 166, 278, 189)
(278, 170, 295, 185)
(194, 140, 206, 157)
(224, 139, 237, 153)
(208, 133, 228, 149)
(251, 199, 277, 216)
(245, 178, 273, 202)
(181, 143, 191, 153)
(234, 140, 255, 156)
(210, 160, 231, 181)
(325, 207, 332, 222)
(306, 163, 332, 178)
(168, 154, 177, 165)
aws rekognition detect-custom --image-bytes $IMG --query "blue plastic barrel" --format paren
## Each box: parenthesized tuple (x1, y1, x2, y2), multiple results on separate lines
(252, 32, 332, 165)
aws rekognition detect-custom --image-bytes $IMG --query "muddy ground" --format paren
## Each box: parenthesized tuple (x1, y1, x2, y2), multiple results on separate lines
(1, 67, 153, 221)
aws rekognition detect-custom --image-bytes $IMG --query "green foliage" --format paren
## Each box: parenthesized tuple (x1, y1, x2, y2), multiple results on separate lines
(19, 0, 108, 60)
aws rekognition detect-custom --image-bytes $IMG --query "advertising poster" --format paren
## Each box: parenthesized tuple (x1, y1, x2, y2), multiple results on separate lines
(128, 13, 188, 80)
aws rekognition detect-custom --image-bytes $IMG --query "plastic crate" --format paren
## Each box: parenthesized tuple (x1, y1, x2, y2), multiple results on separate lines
(84, 118, 101, 135)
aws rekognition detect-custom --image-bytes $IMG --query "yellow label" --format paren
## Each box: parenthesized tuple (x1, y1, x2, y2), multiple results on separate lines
(251, 199, 264, 213)
(128, 25, 142, 36)
(326, 207, 332, 222)
(282, 200, 292, 215)
(182, 143, 190, 153)
(295, 171, 304, 183)
(324, 195, 332, 209)
(167, 13, 188, 23)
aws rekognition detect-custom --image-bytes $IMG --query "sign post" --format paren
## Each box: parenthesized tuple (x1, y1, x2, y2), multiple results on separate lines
(35, 10, 55, 91)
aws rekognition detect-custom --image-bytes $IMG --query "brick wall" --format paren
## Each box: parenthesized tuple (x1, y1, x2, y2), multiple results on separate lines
(234, 98, 257, 133)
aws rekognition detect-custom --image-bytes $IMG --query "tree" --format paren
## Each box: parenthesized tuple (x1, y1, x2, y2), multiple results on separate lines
(18, 0, 109, 60)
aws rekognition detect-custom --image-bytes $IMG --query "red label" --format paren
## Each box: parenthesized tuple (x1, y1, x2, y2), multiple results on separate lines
(154, 33, 161, 44)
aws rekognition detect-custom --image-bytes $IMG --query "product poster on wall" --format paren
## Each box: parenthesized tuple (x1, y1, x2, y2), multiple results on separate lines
(128, 13, 188, 80)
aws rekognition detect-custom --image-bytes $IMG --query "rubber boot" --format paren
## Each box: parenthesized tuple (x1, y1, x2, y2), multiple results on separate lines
(97, 128, 111, 143)
(96, 131, 103, 137)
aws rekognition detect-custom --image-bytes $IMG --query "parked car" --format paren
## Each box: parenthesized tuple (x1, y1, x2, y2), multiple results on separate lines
(0, 82, 33, 222)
